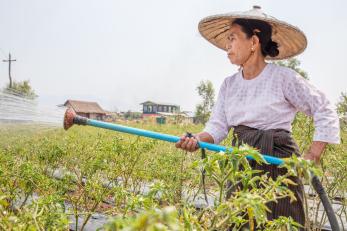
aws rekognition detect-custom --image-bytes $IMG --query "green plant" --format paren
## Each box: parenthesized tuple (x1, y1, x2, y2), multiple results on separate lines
(0, 120, 345, 230)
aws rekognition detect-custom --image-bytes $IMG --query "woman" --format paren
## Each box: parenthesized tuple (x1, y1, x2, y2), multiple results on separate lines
(175, 6, 340, 228)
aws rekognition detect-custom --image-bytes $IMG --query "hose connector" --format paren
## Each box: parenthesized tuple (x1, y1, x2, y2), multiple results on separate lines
(73, 115, 88, 126)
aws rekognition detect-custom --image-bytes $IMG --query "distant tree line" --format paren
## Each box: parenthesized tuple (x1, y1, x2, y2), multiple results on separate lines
(4, 80, 38, 99)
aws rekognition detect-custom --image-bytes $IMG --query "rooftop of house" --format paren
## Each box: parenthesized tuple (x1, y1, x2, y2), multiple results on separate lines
(63, 100, 106, 114)
(140, 101, 179, 107)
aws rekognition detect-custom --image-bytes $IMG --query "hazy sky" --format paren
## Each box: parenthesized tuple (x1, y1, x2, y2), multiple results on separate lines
(0, 0, 346, 112)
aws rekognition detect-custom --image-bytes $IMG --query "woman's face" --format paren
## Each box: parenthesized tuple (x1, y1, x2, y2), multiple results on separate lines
(226, 24, 253, 65)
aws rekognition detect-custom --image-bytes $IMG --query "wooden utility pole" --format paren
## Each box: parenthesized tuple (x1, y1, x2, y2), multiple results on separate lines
(3, 53, 16, 88)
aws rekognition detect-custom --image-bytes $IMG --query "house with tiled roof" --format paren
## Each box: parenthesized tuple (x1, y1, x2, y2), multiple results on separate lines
(63, 99, 106, 120)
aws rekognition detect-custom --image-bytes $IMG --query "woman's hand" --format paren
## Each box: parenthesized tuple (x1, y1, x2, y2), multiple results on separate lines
(175, 134, 199, 152)
(175, 132, 215, 152)
(303, 141, 327, 164)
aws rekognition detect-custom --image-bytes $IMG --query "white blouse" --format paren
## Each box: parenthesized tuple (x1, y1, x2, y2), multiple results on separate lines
(203, 63, 340, 144)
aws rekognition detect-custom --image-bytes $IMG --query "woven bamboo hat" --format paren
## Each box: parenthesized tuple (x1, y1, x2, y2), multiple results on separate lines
(198, 5, 307, 60)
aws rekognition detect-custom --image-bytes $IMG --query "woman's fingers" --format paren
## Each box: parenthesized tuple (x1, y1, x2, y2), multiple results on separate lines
(175, 135, 198, 152)
(175, 135, 186, 148)
(181, 138, 190, 149)
(175, 140, 182, 148)
(182, 138, 198, 152)
(186, 138, 198, 152)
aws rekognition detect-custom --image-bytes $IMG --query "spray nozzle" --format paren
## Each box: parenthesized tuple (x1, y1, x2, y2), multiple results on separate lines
(63, 108, 88, 130)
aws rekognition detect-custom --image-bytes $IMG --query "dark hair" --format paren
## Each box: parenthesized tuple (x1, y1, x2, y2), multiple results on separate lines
(232, 18, 279, 57)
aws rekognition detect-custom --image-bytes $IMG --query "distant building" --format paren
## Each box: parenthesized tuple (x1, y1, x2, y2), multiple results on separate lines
(104, 111, 119, 122)
(63, 99, 106, 120)
(139, 101, 195, 124)
(140, 101, 180, 117)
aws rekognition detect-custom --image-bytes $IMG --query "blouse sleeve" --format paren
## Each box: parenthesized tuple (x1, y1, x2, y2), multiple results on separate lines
(203, 79, 230, 144)
(282, 70, 340, 144)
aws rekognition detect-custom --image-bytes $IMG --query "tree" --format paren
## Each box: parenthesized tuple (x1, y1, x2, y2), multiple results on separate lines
(4, 80, 38, 99)
(275, 58, 309, 80)
(195, 80, 215, 124)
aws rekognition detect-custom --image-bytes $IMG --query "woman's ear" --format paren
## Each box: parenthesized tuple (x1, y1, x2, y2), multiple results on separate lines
(251, 35, 260, 48)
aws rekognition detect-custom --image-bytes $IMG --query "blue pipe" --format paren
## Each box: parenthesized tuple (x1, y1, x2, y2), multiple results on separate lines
(86, 119, 284, 165)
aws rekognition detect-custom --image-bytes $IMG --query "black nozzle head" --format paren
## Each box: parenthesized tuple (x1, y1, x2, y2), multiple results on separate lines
(64, 108, 88, 130)
(64, 108, 75, 130)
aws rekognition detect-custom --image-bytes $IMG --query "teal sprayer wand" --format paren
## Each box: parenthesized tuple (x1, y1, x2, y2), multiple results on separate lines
(63, 108, 340, 230)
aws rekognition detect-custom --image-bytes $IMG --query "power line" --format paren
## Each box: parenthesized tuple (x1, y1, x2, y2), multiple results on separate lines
(3, 53, 17, 88)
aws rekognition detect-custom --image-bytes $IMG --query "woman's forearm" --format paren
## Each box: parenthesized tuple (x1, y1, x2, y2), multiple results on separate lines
(195, 132, 215, 144)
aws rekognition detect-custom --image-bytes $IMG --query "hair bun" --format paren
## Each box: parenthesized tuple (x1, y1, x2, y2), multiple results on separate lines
(265, 40, 279, 57)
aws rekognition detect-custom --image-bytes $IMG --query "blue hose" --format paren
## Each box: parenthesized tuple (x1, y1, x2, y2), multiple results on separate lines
(86, 118, 284, 165)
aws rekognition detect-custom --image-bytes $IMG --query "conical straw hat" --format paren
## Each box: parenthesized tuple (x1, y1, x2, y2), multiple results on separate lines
(198, 6, 307, 60)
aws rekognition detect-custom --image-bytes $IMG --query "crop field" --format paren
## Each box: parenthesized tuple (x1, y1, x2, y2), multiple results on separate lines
(0, 115, 346, 230)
